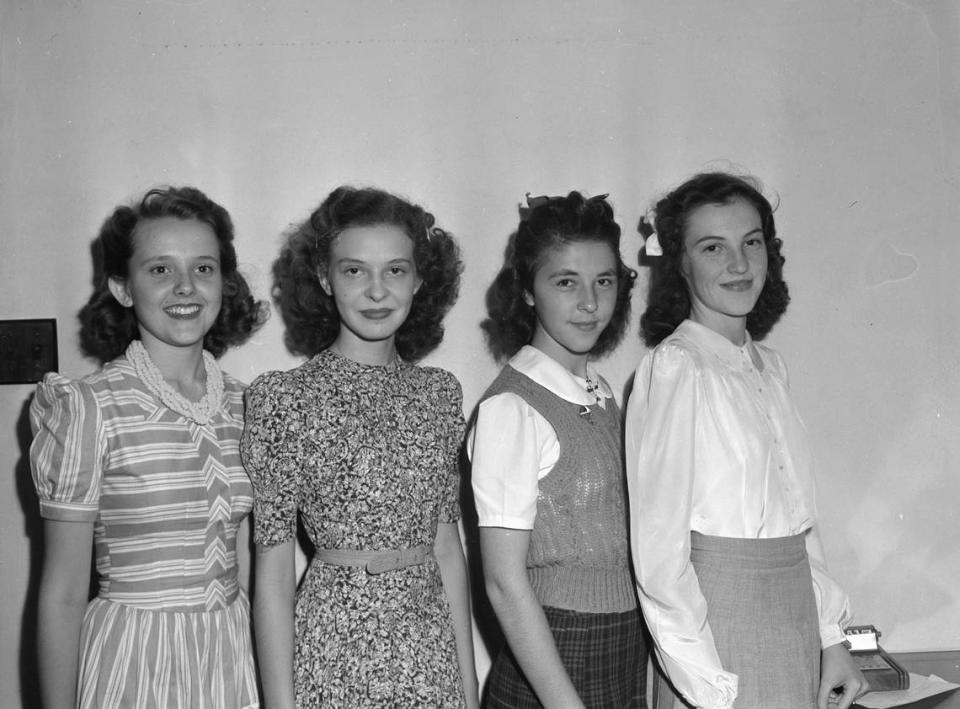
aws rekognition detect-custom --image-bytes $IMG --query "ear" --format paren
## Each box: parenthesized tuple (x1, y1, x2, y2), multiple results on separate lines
(523, 290, 535, 307)
(108, 277, 133, 308)
(318, 271, 333, 297)
(413, 275, 423, 295)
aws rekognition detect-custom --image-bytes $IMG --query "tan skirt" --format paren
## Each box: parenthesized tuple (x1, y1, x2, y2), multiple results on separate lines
(653, 533, 820, 709)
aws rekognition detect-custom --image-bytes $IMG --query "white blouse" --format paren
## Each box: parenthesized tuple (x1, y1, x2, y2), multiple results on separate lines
(625, 319, 850, 709)
(470, 345, 611, 530)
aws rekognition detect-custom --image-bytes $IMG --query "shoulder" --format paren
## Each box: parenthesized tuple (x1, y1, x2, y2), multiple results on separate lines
(221, 369, 244, 390)
(754, 342, 789, 380)
(647, 332, 703, 375)
(218, 369, 248, 414)
(408, 364, 463, 404)
(29, 366, 124, 442)
(247, 358, 319, 397)
(244, 360, 326, 421)
(31, 372, 91, 419)
(33, 360, 132, 409)
(480, 364, 526, 399)
(220, 369, 247, 395)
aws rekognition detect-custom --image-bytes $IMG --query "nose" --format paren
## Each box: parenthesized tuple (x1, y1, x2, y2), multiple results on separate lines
(365, 274, 387, 301)
(174, 272, 196, 296)
(578, 286, 598, 313)
(727, 246, 749, 274)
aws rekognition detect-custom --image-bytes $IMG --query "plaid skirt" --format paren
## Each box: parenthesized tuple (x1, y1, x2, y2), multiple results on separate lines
(485, 606, 647, 709)
(653, 532, 820, 709)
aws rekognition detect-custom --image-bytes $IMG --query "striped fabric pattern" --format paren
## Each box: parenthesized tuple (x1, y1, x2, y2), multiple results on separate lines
(78, 592, 258, 709)
(30, 353, 259, 707)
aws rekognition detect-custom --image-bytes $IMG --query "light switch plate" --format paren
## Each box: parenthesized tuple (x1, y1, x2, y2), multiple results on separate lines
(0, 319, 58, 384)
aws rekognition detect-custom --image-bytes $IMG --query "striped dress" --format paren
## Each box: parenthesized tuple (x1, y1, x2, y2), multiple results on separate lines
(29, 347, 259, 709)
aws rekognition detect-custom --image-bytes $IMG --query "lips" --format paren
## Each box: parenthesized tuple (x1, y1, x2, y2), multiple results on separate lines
(720, 279, 754, 291)
(571, 321, 600, 330)
(360, 308, 393, 320)
(164, 303, 203, 318)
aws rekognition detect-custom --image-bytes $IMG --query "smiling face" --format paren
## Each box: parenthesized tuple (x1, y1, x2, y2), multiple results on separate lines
(108, 217, 223, 360)
(680, 197, 768, 344)
(526, 239, 619, 376)
(319, 223, 422, 362)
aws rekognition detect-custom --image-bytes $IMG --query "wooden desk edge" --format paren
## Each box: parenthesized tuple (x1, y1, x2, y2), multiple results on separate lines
(853, 650, 960, 709)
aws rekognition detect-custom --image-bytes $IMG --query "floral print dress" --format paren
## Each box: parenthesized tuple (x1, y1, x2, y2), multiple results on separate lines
(241, 350, 466, 708)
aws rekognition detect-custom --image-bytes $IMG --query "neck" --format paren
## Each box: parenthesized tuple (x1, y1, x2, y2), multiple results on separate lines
(330, 334, 397, 366)
(529, 335, 589, 379)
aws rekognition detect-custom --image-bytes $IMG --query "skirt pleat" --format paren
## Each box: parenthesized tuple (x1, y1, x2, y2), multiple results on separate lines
(77, 589, 259, 709)
(654, 533, 820, 709)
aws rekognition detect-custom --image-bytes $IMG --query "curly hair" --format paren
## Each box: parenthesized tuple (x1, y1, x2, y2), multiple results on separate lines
(639, 172, 790, 347)
(273, 186, 463, 362)
(481, 191, 637, 362)
(78, 186, 267, 364)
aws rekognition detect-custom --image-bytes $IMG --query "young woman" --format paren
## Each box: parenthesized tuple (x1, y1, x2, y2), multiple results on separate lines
(626, 172, 866, 709)
(242, 186, 479, 708)
(471, 192, 645, 708)
(30, 186, 266, 708)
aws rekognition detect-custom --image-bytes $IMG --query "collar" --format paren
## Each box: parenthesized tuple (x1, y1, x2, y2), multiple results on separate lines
(674, 319, 758, 371)
(508, 345, 611, 406)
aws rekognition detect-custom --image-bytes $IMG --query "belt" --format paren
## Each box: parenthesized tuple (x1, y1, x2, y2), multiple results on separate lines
(316, 545, 433, 574)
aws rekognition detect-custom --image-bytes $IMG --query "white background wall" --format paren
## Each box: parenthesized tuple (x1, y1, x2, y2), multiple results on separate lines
(1, 1, 958, 706)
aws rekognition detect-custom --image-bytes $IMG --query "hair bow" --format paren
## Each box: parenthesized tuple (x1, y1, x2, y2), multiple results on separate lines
(519, 193, 551, 222)
(638, 211, 662, 257)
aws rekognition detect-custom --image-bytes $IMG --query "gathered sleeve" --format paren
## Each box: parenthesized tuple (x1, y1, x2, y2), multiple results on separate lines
(241, 372, 304, 547)
(625, 346, 738, 709)
(437, 371, 467, 524)
(470, 392, 548, 530)
(29, 373, 105, 522)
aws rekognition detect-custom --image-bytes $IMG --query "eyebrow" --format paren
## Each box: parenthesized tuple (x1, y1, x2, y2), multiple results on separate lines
(140, 253, 219, 262)
(546, 267, 617, 278)
(334, 256, 414, 265)
(690, 228, 763, 246)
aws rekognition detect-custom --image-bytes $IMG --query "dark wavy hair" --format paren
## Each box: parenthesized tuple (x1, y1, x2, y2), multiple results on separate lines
(639, 172, 789, 347)
(481, 191, 637, 362)
(78, 186, 267, 364)
(273, 186, 463, 362)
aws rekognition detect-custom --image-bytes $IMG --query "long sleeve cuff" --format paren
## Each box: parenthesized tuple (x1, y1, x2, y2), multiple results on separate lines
(820, 621, 847, 649)
(656, 645, 738, 709)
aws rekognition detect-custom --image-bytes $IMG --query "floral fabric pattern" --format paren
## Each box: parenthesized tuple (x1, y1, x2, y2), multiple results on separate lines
(242, 350, 466, 708)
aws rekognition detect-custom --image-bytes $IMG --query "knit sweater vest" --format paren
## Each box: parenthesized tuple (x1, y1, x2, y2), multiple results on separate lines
(480, 365, 637, 614)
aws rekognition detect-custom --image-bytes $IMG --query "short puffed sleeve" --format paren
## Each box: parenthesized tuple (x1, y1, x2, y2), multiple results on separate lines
(29, 373, 105, 521)
(436, 370, 466, 525)
(241, 371, 305, 547)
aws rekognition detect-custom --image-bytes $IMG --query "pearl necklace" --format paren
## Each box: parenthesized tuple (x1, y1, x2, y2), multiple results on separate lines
(126, 340, 223, 425)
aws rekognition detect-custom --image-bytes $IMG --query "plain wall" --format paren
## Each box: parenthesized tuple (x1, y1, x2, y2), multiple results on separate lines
(2, 1, 958, 705)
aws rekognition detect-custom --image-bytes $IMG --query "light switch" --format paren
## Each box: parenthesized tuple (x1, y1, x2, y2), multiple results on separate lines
(0, 319, 58, 384)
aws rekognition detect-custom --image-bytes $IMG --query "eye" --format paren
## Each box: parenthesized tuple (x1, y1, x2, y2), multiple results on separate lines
(596, 276, 617, 288)
(702, 243, 722, 254)
(745, 236, 764, 248)
(149, 264, 170, 275)
(388, 265, 408, 276)
(343, 266, 362, 276)
(555, 277, 576, 289)
(196, 263, 218, 275)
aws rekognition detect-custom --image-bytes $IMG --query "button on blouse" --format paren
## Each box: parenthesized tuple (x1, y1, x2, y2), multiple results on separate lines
(625, 319, 850, 708)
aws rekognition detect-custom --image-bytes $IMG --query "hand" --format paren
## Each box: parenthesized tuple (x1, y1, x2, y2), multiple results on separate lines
(818, 642, 868, 709)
